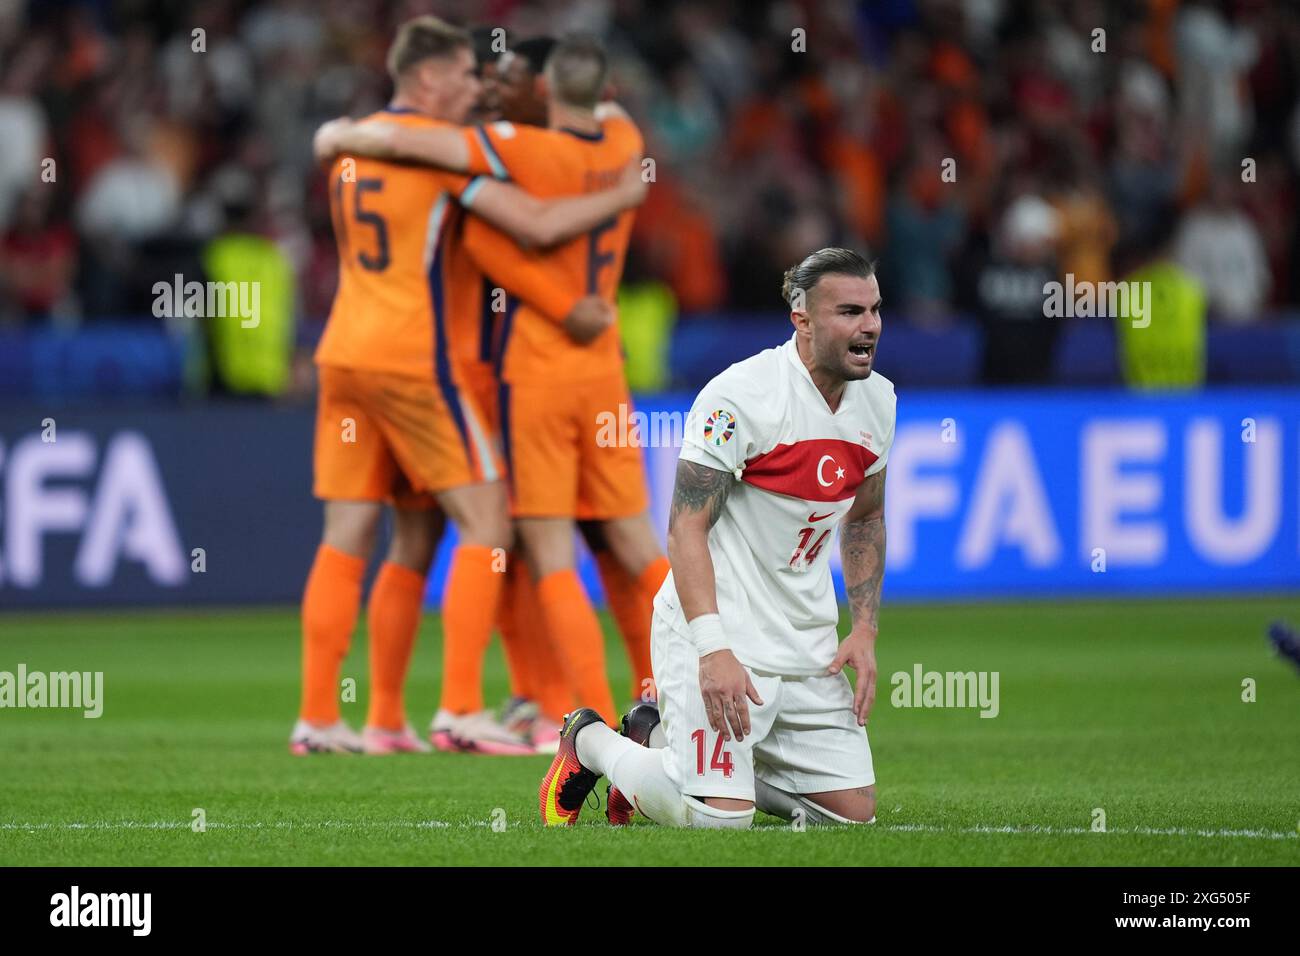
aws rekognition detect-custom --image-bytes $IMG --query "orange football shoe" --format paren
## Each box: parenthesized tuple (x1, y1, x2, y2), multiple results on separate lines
(538, 708, 605, 826)
(606, 702, 661, 825)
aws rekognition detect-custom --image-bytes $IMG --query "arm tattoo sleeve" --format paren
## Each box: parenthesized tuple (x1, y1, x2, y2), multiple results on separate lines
(669, 460, 733, 532)
(840, 472, 886, 632)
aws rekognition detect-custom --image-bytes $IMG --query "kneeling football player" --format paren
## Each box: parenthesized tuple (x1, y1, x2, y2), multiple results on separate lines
(540, 248, 894, 827)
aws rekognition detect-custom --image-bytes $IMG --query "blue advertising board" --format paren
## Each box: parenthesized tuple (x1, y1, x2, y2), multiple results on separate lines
(1, 389, 1296, 609)
(864, 388, 1297, 598)
(0, 404, 321, 608)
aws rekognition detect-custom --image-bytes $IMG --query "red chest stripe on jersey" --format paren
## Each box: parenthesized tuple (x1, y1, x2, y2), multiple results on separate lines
(742, 438, 877, 502)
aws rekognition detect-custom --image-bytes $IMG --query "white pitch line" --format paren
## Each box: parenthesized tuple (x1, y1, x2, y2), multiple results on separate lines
(0, 820, 458, 832)
(883, 823, 1299, 841)
(1, 820, 1296, 840)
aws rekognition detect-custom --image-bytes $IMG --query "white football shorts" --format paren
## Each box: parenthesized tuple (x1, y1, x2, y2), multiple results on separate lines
(651, 607, 876, 802)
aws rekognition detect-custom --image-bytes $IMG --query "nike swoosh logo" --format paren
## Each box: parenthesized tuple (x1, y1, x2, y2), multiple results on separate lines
(543, 758, 567, 824)
(808, 512, 835, 522)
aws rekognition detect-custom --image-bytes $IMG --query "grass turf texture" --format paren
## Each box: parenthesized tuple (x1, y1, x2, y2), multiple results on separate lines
(1, 597, 1298, 866)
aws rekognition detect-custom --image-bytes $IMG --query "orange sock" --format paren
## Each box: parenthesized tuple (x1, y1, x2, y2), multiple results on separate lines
(498, 557, 533, 701)
(594, 551, 653, 703)
(531, 634, 577, 723)
(299, 544, 365, 725)
(520, 568, 576, 721)
(537, 569, 616, 724)
(637, 556, 671, 604)
(365, 561, 426, 731)
(498, 558, 574, 720)
(440, 545, 505, 715)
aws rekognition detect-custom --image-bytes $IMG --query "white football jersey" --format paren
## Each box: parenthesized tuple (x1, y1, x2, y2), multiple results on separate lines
(655, 333, 896, 676)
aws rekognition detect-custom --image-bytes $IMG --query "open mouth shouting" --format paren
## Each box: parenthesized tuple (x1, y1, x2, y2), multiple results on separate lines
(848, 341, 875, 367)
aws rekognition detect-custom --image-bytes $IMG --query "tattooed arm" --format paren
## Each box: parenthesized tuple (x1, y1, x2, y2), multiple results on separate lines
(666, 460, 732, 623)
(666, 459, 762, 741)
(829, 466, 887, 725)
(840, 467, 887, 634)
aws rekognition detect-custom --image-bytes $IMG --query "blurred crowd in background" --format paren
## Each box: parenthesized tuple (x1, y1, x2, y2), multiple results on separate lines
(0, 0, 1297, 393)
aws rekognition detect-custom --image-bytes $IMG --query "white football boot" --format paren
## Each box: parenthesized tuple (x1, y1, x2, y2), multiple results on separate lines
(500, 697, 562, 755)
(362, 723, 433, 755)
(428, 708, 535, 756)
(529, 721, 562, 756)
(500, 696, 539, 737)
(289, 718, 364, 755)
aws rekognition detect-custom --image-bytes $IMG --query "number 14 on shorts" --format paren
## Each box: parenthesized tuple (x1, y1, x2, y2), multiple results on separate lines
(691, 728, 735, 778)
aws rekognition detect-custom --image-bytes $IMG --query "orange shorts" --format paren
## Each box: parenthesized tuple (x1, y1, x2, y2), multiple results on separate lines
(457, 360, 499, 433)
(500, 374, 650, 519)
(313, 364, 502, 507)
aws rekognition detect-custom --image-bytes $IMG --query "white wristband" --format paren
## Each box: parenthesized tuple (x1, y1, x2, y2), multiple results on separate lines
(688, 613, 730, 656)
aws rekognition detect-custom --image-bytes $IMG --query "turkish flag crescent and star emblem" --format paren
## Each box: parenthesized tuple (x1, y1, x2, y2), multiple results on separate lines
(740, 438, 877, 501)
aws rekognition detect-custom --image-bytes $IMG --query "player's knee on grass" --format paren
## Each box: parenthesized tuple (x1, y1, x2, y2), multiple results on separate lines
(322, 500, 383, 559)
(686, 796, 755, 830)
(755, 781, 876, 826)
(803, 785, 876, 825)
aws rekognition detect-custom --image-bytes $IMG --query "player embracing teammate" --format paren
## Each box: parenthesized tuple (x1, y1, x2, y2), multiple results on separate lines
(292, 19, 646, 754)
(540, 248, 894, 829)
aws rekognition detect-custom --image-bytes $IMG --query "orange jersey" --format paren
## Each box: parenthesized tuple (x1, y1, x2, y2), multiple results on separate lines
(459, 115, 644, 385)
(316, 108, 480, 383)
(445, 241, 518, 382)
(442, 170, 567, 391)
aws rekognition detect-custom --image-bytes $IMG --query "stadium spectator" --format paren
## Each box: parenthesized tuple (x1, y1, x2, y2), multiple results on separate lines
(1050, 148, 1118, 288)
(1107, 85, 1183, 269)
(0, 0, 1294, 389)
(1174, 168, 1270, 322)
(0, 40, 49, 232)
(201, 178, 296, 397)
(1116, 213, 1206, 391)
(967, 194, 1062, 386)
(75, 117, 181, 241)
(883, 138, 966, 323)
(0, 186, 77, 324)
(1175, 0, 1259, 160)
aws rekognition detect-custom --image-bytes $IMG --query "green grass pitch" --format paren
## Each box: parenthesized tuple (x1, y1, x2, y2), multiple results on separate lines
(1, 596, 1298, 866)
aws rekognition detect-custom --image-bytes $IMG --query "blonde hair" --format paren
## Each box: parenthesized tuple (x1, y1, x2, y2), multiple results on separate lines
(386, 16, 471, 83)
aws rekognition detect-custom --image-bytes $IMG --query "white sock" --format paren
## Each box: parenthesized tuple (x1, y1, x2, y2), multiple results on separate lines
(753, 779, 802, 821)
(579, 720, 751, 829)
(603, 745, 757, 829)
(684, 795, 754, 829)
(754, 779, 874, 826)
(606, 744, 693, 826)
(574, 722, 636, 776)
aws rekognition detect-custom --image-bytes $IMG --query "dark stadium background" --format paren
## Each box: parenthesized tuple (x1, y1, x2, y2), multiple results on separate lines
(1, 0, 1297, 606)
